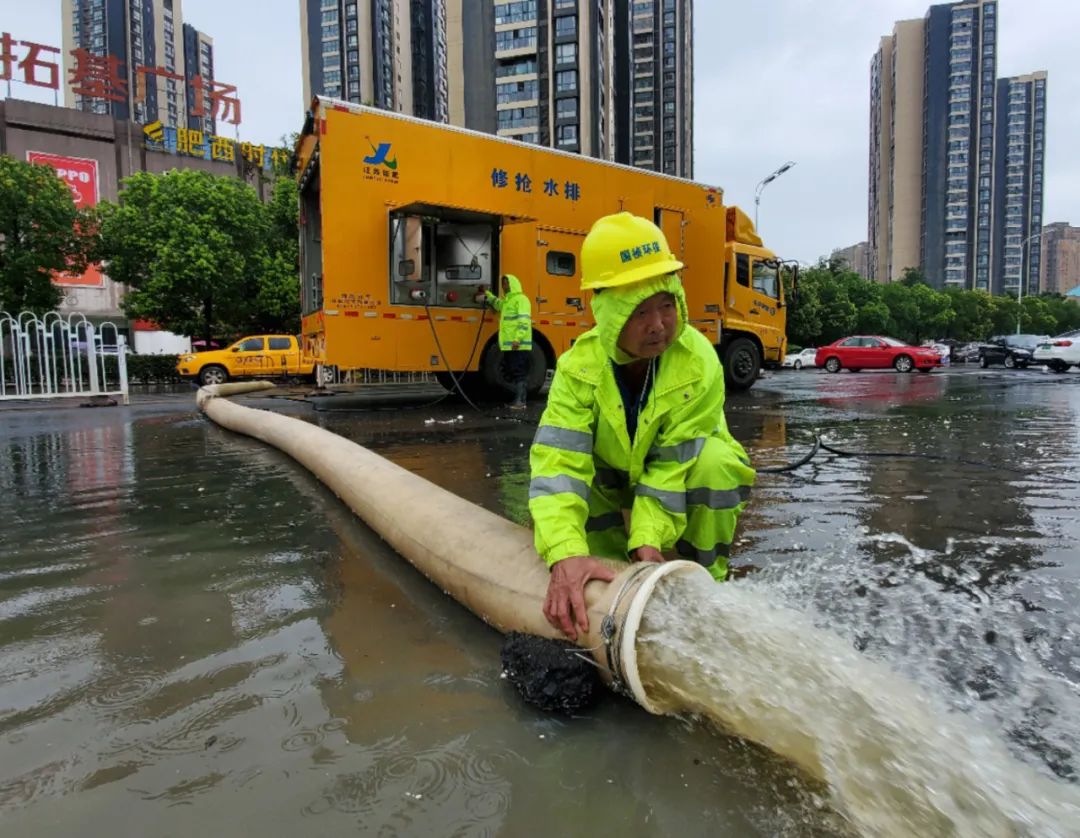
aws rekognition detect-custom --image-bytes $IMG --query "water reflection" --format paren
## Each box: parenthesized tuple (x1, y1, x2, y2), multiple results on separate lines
(0, 374, 1077, 833)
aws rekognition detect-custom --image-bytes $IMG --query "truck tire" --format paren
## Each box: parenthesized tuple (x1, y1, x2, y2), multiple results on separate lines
(480, 342, 549, 398)
(198, 365, 229, 386)
(722, 338, 761, 391)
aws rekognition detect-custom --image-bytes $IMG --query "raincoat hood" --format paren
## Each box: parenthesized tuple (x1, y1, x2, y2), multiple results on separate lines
(589, 273, 688, 364)
(503, 275, 524, 295)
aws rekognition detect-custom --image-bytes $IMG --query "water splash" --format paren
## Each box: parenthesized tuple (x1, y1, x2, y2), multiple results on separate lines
(635, 573, 1080, 836)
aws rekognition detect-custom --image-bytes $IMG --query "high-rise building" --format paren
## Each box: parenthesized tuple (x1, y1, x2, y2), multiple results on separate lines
(486, 0, 617, 159)
(992, 72, 1047, 297)
(868, 20, 923, 282)
(832, 241, 871, 278)
(1039, 222, 1080, 296)
(182, 23, 215, 134)
(869, 1, 1046, 295)
(62, 0, 212, 131)
(299, 1, 694, 175)
(616, 0, 692, 177)
(445, 0, 496, 131)
(300, 0, 449, 123)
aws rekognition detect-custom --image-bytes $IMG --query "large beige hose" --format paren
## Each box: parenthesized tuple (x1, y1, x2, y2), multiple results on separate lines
(197, 382, 707, 705)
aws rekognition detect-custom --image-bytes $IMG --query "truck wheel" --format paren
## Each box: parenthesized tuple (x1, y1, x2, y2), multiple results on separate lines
(723, 338, 761, 391)
(198, 365, 228, 386)
(480, 342, 550, 399)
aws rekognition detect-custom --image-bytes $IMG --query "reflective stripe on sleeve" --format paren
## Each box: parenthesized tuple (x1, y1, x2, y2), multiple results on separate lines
(533, 425, 594, 455)
(647, 436, 706, 464)
(685, 485, 752, 509)
(503, 313, 531, 320)
(634, 483, 687, 513)
(529, 474, 591, 501)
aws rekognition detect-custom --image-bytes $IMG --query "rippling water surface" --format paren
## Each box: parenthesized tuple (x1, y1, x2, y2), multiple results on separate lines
(1, 369, 1078, 835)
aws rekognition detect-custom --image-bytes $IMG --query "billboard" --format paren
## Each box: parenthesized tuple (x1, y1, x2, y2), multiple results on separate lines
(26, 151, 103, 287)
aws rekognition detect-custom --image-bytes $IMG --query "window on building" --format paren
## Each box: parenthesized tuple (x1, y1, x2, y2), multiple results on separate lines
(556, 97, 577, 118)
(555, 43, 577, 64)
(555, 16, 576, 37)
(556, 124, 578, 146)
(555, 70, 578, 93)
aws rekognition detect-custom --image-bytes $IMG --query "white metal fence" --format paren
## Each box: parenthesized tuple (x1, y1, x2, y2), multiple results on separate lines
(0, 311, 129, 404)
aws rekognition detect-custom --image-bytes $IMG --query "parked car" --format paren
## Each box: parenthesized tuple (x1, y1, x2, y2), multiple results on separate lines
(783, 347, 818, 369)
(952, 342, 984, 364)
(176, 334, 316, 386)
(1032, 329, 1080, 372)
(978, 334, 1051, 369)
(815, 336, 943, 373)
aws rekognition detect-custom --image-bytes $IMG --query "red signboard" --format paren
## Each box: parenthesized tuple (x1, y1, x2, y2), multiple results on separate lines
(26, 151, 103, 287)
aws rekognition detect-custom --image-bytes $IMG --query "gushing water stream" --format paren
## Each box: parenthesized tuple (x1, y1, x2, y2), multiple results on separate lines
(636, 573, 1080, 836)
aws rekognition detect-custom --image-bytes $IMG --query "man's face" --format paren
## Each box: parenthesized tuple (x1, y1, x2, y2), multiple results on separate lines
(501, 276, 511, 294)
(617, 291, 679, 359)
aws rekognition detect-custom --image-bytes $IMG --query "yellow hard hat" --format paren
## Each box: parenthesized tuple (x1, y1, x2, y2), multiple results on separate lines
(580, 212, 684, 290)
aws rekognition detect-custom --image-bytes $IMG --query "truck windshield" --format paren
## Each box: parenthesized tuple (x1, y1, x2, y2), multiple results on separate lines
(752, 260, 780, 299)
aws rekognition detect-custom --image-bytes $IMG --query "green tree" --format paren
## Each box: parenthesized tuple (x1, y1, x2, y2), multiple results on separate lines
(1039, 294, 1080, 335)
(785, 268, 823, 347)
(98, 169, 296, 340)
(814, 273, 857, 343)
(898, 266, 927, 287)
(943, 289, 993, 340)
(0, 155, 94, 314)
(987, 294, 1019, 336)
(1019, 296, 1057, 335)
(882, 282, 954, 343)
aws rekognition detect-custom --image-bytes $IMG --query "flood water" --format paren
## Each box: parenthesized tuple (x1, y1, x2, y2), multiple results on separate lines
(1, 367, 1078, 835)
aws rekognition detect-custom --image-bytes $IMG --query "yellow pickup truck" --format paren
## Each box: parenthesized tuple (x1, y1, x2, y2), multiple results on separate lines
(177, 335, 316, 386)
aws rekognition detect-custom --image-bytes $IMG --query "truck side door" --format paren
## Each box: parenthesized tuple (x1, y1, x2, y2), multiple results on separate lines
(266, 336, 297, 374)
(230, 336, 267, 377)
(535, 228, 586, 352)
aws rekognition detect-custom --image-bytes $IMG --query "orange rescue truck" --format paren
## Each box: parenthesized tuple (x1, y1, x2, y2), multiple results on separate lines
(296, 98, 792, 393)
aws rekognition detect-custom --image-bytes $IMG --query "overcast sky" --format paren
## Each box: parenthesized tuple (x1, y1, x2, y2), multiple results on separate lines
(8, 0, 1079, 264)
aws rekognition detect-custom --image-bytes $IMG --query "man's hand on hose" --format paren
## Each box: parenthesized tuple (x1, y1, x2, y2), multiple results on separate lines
(633, 546, 664, 564)
(544, 556, 617, 641)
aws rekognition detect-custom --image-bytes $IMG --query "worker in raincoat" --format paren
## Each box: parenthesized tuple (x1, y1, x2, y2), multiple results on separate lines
(485, 274, 533, 410)
(529, 212, 756, 640)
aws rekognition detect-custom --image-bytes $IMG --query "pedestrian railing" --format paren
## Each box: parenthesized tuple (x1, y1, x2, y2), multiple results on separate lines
(0, 311, 129, 404)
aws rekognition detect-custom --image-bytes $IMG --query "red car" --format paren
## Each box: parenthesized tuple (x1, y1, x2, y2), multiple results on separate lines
(815, 336, 942, 373)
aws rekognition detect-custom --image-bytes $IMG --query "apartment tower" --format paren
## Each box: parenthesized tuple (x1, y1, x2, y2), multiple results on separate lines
(62, 0, 213, 131)
(869, 0, 1048, 294)
(1039, 222, 1080, 296)
(300, 0, 450, 123)
(616, 0, 692, 177)
(992, 71, 1047, 297)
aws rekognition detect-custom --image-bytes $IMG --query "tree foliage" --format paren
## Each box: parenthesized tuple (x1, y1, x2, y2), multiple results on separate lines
(97, 169, 298, 340)
(786, 258, 1080, 347)
(0, 155, 94, 314)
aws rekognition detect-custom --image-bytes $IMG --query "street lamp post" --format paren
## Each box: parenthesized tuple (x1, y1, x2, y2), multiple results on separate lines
(754, 161, 796, 231)
(1016, 232, 1041, 334)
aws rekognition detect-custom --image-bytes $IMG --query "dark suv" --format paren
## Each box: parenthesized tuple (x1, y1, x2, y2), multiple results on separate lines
(978, 334, 1051, 369)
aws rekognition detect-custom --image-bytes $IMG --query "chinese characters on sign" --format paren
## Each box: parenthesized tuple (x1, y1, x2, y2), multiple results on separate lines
(26, 151, 103, 288)
(1, 32, 243, 126)
(142, 122, 290, 173)
(491, 167, 581, 202)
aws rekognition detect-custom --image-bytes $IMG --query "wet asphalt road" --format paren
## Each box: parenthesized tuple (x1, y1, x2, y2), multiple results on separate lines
(0, 365, 1077, 835)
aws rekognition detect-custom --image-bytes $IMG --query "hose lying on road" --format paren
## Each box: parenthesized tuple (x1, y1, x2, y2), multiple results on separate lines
(196, 381, 708, 709)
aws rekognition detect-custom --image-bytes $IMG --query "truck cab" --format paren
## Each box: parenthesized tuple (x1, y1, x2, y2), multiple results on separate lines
(720, 208, 789, 389)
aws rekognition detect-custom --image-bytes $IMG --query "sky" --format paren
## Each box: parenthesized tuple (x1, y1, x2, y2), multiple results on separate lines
(7, 0, 1079, 265)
